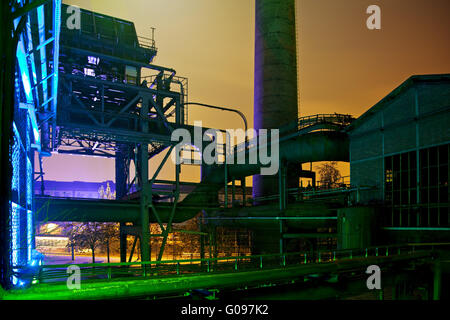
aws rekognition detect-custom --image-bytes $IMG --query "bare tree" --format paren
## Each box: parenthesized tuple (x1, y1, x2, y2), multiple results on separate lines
(317, 161, 342, 189)
(174, 218, 201, 259)
(65, 222, 103, 263)
(98, 223, 119, 263)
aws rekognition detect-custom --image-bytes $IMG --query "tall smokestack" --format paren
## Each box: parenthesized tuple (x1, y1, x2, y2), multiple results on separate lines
(253, 0, 299, 199)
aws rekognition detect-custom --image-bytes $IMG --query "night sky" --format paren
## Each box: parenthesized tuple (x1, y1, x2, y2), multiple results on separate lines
(40, 0, 450, 184)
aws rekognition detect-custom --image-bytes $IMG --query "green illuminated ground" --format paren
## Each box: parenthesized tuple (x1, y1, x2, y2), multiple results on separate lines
(1, 251, 432, 300)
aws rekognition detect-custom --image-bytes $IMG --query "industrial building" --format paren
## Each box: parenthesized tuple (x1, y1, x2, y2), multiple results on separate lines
(0, 0, 449, 300)
(348, 74, 450, 244)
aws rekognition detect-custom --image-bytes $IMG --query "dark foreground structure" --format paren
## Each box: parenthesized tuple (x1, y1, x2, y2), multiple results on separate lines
(0, 0, 449, 300)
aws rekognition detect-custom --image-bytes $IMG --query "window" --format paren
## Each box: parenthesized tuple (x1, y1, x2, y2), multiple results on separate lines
(384, 144, 449, 227)
(84, 67, 95, 77)
(125, 66, 137, 85)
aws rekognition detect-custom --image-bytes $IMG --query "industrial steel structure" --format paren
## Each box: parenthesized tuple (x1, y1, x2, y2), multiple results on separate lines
(1, 0, 449, 299)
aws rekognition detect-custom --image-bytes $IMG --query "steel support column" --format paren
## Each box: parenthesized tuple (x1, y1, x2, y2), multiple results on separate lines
(241, 178, 247, 207)
(199, 212, 206, 265)
(231, 178, 236, 207)
(139, 96, 150, 263)
(119, 223, 127, 263)
(279, 162, 287, 211)
(0, 2, 27, 290)
(433, 260, 441, 300)
(116, 143, 130, 262)
(224, 156, 228, 208)
(279, 162, 287, 254)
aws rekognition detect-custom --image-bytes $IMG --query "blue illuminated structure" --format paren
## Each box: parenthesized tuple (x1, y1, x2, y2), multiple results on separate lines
(6, 0, 61, 287)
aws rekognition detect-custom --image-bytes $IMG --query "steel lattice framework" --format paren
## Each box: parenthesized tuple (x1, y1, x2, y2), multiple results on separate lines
(1, 0, 61, 289)
(45, 3, 193, 265)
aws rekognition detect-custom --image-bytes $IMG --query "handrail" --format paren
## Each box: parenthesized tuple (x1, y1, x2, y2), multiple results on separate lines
(22, 242, 449, 286)
(231, 113, 355, 155)
(137, 35, 156, 50)
(285, 113, 354, 133)
(37, 242, 448, 270)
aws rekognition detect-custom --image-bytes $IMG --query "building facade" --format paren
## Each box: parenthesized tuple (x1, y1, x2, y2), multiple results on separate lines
(348, 74, 450, 242)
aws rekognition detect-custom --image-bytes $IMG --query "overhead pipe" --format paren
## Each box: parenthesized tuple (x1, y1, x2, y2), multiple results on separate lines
(36, 130, 349, 229)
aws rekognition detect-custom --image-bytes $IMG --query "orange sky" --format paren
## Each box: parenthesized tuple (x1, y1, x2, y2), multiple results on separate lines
(41, 0, 450, 184)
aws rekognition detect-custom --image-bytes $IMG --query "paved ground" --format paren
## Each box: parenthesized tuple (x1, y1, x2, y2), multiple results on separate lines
(41, 253, 202, 265)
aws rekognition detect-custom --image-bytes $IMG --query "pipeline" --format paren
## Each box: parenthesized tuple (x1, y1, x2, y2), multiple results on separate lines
(36, 129, 349, 226)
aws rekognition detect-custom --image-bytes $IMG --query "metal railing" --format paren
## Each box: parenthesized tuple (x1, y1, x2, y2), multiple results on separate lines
(30, 243, 448, 285)
(137, 36, 156, 50)
(231, 113, 355, 156)
(288, 113, 354, 133)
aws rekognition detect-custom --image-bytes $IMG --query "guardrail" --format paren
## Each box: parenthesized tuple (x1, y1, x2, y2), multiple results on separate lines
(297, 113, 354, 130)
(30, 243, 448, 285)
(279, 113, 354, 135)
(231, 113, 355, 155)
(137, 36, 156, 50)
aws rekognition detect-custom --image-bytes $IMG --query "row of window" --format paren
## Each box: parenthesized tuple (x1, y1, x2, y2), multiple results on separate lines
(384, 144, 449, 227)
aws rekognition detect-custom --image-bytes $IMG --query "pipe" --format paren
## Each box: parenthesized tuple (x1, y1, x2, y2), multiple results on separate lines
(182, 102, 248, 133)
(36, 131, 349, 227)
